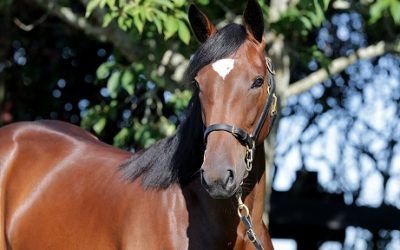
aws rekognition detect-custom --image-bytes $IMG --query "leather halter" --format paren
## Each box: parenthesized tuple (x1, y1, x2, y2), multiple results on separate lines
(203, 57, 277, 157)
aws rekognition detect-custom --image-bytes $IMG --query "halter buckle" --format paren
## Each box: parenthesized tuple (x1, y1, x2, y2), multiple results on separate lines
(245, 142, 255, 172)
(266, 57, 275, 75)
(247, 229, 257, 242)
(270, 94, 277, 116)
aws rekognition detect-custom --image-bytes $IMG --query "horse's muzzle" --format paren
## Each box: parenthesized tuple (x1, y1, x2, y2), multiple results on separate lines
(200, 167, 237, 199)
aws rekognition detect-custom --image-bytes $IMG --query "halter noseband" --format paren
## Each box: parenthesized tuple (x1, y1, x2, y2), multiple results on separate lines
(203, 57, 277, 169)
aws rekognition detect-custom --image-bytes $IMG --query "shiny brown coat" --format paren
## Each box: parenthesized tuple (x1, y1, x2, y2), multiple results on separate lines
(0, 121, 273, 249)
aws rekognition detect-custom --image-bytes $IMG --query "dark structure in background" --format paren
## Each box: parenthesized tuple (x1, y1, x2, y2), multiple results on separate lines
(270, 171, 400, 249)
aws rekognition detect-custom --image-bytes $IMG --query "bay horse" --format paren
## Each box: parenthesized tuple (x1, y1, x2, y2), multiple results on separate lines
(0, 0, 277, 249)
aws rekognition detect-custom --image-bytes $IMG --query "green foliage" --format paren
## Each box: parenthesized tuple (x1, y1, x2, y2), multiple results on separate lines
(0, 0, 12, 8)
(166, 89, 192, 114)
(81, 56, 191, 149)
(369, 0, 400, 25)
(86, 0, 192, 44)
(272, 0, 330, 37)
(196, 0, 209, 5)
(270, 0, 331, 72)
(82, 0, 210, 148)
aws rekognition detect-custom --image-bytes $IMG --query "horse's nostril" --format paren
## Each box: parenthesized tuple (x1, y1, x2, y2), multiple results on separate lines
(225, 169, 235, 189)
(201, 168, 236, 194)
(200, 169, 209, 188)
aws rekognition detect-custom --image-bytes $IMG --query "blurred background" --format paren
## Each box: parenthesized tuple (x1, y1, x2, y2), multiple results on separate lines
(0, 0, 399, 249)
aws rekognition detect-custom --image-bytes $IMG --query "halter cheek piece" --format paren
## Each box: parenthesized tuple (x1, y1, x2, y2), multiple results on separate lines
(203, 57, 277, 175)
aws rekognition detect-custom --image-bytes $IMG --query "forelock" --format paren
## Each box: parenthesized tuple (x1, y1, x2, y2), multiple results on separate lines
(187, 23, 247, 83)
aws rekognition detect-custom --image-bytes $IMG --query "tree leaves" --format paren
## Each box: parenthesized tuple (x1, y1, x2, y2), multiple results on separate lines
(86, 0, 191, 44)
(178, 20, 190, 44)
(164, 16, 179, 39)
(273, 0, 331, 37)
(93, 117, 107, 134)
(107, 71, 120, 98)
(196, 0, 209, 5)
(96, 61, 114, 79)
(121, 71, 134, 95)
(369, 0, 391, 24)
(369, 0, 400, 25)
(85, 0, 100, 18)
(390, 1, 400, 24)
(83, 53, 192, 148)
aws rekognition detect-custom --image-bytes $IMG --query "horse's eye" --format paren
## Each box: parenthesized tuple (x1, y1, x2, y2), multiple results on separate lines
(251, 76, 264, 89)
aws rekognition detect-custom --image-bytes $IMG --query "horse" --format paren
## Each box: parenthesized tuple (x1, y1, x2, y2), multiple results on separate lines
(0, 0, 277, 249)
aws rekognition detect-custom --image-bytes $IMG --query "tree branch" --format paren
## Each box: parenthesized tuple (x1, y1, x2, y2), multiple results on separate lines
(32, 0, 142, 62)
(284, 39, 400, 99)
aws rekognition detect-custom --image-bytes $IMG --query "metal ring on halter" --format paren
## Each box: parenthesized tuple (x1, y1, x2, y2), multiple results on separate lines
(237, 203, 250, 218)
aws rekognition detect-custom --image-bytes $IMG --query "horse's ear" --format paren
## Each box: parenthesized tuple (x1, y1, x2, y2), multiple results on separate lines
(188, 4, 217, 43)
(243, 0, 264, 43)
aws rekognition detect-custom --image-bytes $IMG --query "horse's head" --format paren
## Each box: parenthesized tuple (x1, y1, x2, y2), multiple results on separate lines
(188, 0, 276, 199)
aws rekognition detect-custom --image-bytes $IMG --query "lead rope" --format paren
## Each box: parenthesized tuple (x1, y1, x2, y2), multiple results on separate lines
(235, 146, 264, 250)
(236, 190, 264, 250)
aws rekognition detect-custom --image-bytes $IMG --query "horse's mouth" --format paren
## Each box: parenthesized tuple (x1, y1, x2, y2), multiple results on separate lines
(201, 176, 240, 199)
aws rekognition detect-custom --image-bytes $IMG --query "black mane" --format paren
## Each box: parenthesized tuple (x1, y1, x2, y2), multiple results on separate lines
(120, 23, 247, 188)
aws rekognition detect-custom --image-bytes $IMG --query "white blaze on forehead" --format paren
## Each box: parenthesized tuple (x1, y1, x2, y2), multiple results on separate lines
(211, 59, 235, 80)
